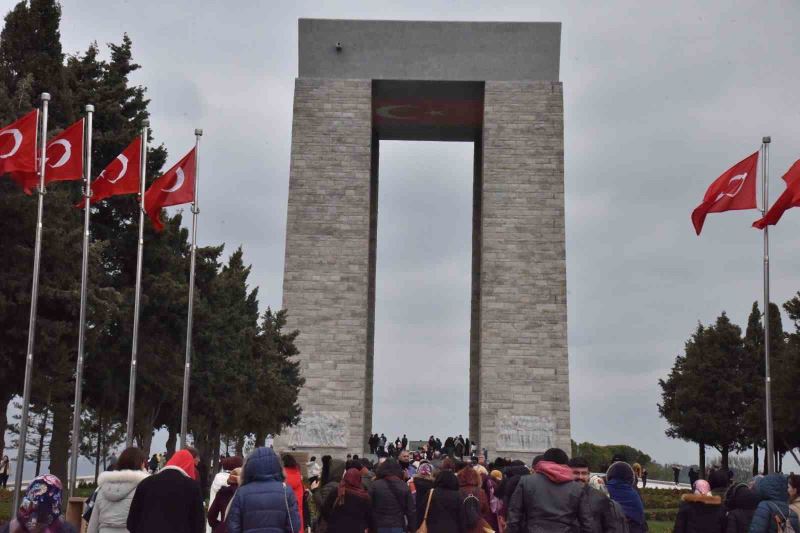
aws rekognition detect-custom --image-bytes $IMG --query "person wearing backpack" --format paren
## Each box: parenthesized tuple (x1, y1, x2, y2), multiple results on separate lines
(369, 459, 416, 532)
(568, 457, 628, 533)
(725, 483, 759, 533)
(748, 473, 799, 533)
(457, 464, 490, 533)
(507, 448, 592, 533)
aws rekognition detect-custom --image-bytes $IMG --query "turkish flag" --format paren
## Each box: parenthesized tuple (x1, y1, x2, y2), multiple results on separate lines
(79, 137, 142, 208)
(753, 160, 800, 229)
(14, 118, 85, 191)
(691, 151, 759, 235)
(144, 147, 196, 231)
(0, 110, 39, 185)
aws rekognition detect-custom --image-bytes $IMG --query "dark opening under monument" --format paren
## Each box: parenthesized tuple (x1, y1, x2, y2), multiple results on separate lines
(278, 19, 569, 461)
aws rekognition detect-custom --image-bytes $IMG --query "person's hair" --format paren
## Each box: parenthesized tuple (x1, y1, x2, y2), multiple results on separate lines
(184, 446, 199, 458)
(568, 457, 590, 469)
(117, 447, 147, 471)
(542, 448, 569, 465)
(708, 468, 730, 490)
(345, 459, 361, 470)
(789, 474, 800, 497)
(360, 458, 373, 471)
(310, 456, 316, 462)
(282, 453, 298, 468)
(531, 455, 544, 467)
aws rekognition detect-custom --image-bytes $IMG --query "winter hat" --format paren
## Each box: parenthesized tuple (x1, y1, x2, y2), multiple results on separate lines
(694, 479, 712, 495)
(606, 461, 636, 486)
(16, 474, 63, 531)
(490, 470, 503, 481)
(542, 448, 569, 466)
(221, 456, 243, 471)
(228, 467, 242, 486)
(589, 475, 609, 495)
(166, 449, 198, 480)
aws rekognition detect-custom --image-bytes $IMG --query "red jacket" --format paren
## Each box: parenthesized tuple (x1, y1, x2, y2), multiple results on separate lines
(284, 466, 305, 532)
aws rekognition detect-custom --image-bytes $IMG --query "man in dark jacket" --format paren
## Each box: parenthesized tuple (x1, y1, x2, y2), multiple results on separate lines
(369, 459, 415, 532)
(225, 447, 301, 533)
(569, 457, 626, 533)
(507, 448, 592, 533)
(673, 468, 729, 533)
(724, 483, 759, 533)
(127, 449, 205, 533)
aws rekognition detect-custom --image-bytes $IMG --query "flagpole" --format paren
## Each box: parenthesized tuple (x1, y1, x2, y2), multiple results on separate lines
(69, 104, 93, 497)
(13, 92, 50, 510)
(180, 128, 202, 449)
(125, 122, 148, 448)
(762, 135, 775, 474)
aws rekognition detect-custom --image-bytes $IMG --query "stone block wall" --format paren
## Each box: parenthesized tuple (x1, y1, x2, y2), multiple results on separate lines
(479, 81, 570, 462)
(278, 78, 374, 457)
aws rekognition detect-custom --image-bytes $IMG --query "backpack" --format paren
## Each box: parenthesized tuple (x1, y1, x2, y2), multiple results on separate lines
(607, 499, 631, 533)
(770, 503, 798, 533)
(464, 492, 482, 529)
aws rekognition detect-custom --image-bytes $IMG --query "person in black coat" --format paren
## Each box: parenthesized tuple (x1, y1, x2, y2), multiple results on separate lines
(724, 483, 759, 533)
(421, 470, 466, 533)
(673, 469, 729, 533)
(208, 467, 240, 533)
(127, 449, 205, 533)
(322, 467, 371, 533)
(369, 459, 416, 532)
(413, 462, 436, 529)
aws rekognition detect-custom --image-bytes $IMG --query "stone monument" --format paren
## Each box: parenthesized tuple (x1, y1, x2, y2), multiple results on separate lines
(278, 19, 570, 463)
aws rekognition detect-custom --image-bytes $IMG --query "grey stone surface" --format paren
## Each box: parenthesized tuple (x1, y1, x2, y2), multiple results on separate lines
(479, 81, 570, 462)
(280, 20, 569, 461)
(300, 19, 560, 82)
(277, 77, 374, 456)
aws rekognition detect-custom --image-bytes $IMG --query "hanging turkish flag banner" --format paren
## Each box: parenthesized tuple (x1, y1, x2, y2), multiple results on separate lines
(753, 160, 800, 229)
(691, 151, 759, 235)
(0, 110, 38, 184)
(79, 137, 142, 207)
(144, 147, 196, 231)
(14, 118, 85, 191)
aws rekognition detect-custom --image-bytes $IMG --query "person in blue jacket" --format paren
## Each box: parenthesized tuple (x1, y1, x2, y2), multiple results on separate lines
(748, 473, 800, 533)
(226, 447, 301, 533)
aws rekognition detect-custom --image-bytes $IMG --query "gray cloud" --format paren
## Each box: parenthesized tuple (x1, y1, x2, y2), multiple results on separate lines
(50, 0, 800, 467)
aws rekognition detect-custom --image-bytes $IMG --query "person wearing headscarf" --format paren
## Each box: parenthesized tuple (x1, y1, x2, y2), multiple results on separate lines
(457, 465, 490, 533)
(127, 449, 204, 533)
(1, 474, 76, 533)
(321, 467, 371, 533)
(281, 454, 305, 532)
(673, 469, 727, 533)
(207, 467, 241, 533)
(369, 459, 415, 533)
(748, 473, 800, 533)
(413, 462, 436, 529)
(225, 447, 300, 533)
(483, 467, 503, 532)
(724, 483, 759, 533)
(606, 462, 646, 533)
(87, 447, 149, 533)
(421, 470, 465, 533)
(207, 457, 243, 533)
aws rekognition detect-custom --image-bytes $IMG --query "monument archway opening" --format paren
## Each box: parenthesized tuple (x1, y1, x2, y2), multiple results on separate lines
(279, 19, 569, 463)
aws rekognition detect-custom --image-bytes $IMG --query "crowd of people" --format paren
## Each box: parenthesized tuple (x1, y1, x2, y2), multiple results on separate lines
(2, 441, 800, 533)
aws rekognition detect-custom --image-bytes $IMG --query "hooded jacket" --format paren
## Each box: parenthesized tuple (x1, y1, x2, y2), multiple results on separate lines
(225, 448, 301, 533)
(369, 460, 416, 530)
(424, 471, 466, 533)
(725, 484, 759, 533)
(127, 451, 205, 533)
(506, 461, 593, 533)
(313, 459, 346, 532)
(673, 492, 724, 533)
(748, 474, 800, 533)
(87, 470, 149, 533)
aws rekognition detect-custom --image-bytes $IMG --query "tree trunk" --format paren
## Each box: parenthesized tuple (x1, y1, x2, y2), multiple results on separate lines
(34, 408, 50, 476)
(699, 443, 706, 479)
(1, 393, 12, 453)
(94, 413, 101, 483)
(235, 435, 245, 457)
(254, 430, 265, 448)
(166, 427, 177, 460)
(721, 445, 730, 470)
(753, 444, 759, 477)
(48, 400, 71, 489)
(763, 450, 768, 475)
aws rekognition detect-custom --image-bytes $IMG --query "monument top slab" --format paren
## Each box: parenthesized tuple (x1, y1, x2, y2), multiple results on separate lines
(299, 19, 561, 82)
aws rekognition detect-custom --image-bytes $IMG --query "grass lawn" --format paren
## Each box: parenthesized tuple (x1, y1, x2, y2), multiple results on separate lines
(648, 520, 674, 533)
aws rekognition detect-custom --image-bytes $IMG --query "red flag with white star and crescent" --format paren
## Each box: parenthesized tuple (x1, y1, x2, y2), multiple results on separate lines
(691, 151, 759, 235)
(753, 160, 800, 229)
(14, 118, 85, 192)
(78, 137, 142, 208)
(144, 146, 196, 231)
(0, 110, 38, 187)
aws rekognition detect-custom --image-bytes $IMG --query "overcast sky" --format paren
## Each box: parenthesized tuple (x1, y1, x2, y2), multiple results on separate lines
(46, 0, 800, 466)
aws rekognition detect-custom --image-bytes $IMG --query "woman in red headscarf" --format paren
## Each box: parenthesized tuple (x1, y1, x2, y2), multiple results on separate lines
(322, 467, 371, 533)
(127, 449, 205, 533)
